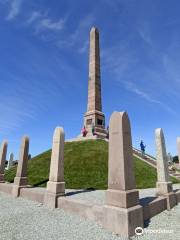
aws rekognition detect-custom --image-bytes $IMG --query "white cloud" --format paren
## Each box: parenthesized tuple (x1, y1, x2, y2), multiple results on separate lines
(38, 18, 65, 31)
(6, 0, 23, 21)
(125, 82, 176, 115)
(126, 82, 160, 104)
(26, 11, 42, 24)
(138, 28, 152, 46)
(0, 96, 36, 134)
(71, 14, 95, 44)
(102, 42, 177, 115)
(101, 43, 136, 78)
(57, 14, 95, 51)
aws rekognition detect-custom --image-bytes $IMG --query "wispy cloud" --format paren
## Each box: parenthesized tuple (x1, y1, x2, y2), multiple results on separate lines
(71, 14, 95, 44)
(138, 23, 153, 46)
(26, 13, 67, 39)
(101, 43, 136, 78)
(102, 40, 177, 115)
(3, 1, 93, 54)
(0, 95, 36, 134)
(25, 11, 67, 44)
(126, 82, 161, 104)
(6, 0, 23, 21)
(0, 37, 81, 136)
(125, 82, 176, 115)
(26, 11, 42, 24)
(56, 14, 95, 51)
(38, 18, 65, 31)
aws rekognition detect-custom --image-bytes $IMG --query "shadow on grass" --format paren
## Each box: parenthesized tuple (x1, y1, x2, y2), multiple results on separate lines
(32, 179, 49, 187)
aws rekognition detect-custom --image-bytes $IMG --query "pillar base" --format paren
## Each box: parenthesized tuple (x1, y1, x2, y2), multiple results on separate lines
(0, 174, 5, 183)
(12, 185, 26, 197)
(166, 192, 177, 210)
(44, 191, 65, 209)
(14, 177, 28, 186)
(12, 177, 28, 197)
(46, 181, 65, 194)
(45, 181, 65, 209)
(105, 189, 139, 208)
(156, 181, 176, 210)
(156, 181, 172, 195)
(103, 204, 143, 237)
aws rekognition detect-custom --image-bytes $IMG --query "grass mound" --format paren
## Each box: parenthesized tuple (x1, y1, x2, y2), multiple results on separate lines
(5, 140, 179, 189)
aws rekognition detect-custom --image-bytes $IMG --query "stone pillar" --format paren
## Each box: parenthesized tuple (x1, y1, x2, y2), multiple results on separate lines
(155, 128, 176, 209)
(7, 153, 14, 169)
(87, 27, 101, 112)
(83, 27, 106, 138)
(44, 127, 65, 208)
(12, 136, 29, 197)
(0, 141, 8, 182)
(177, 137, 180, 168)
(103, 112, 143, 237)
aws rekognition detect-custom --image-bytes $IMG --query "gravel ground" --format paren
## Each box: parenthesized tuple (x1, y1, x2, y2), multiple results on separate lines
(0, 185, 180, 240)
(0, 192, 125, 240)
(65, 184, 180, 205)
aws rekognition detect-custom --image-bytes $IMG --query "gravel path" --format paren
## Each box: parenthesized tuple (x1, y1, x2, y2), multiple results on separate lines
(0, 192, 126, 240)
(0, 185, 180, 240)
(65, 184, 180, 205)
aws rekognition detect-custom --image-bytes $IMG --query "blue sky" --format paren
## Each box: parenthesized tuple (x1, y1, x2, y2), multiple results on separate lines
(0, 0, 180, 159)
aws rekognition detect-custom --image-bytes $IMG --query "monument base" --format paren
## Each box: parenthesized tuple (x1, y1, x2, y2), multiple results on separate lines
(103, 204, 143, 237)
(166, 192, 177, 210)
(84, 110, 107, 139)
(12, 185, 27, 197)
(67, 135, 108, 143)
(156, 181, 172, 195)
(156, 181, 176, 210)
(0, 174, 5, 183)
(14, 177, 28, 186)
(12, 177, 28, 197)
(105, 189, 139, 208)
(44, 181, 65, 208)
(46, 181, 65, 194)
(44, 192, 65, 209)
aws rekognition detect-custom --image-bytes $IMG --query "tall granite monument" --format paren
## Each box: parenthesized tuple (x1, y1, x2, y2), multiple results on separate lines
(83, 27, 107, 138)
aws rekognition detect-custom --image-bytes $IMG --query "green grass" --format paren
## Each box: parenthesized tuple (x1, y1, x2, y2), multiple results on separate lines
(5, 140, 180, 189)
(134, 156, 157, 188)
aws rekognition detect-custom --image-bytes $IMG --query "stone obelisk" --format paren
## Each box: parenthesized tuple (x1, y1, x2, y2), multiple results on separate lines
(83, 27, 106, 138)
